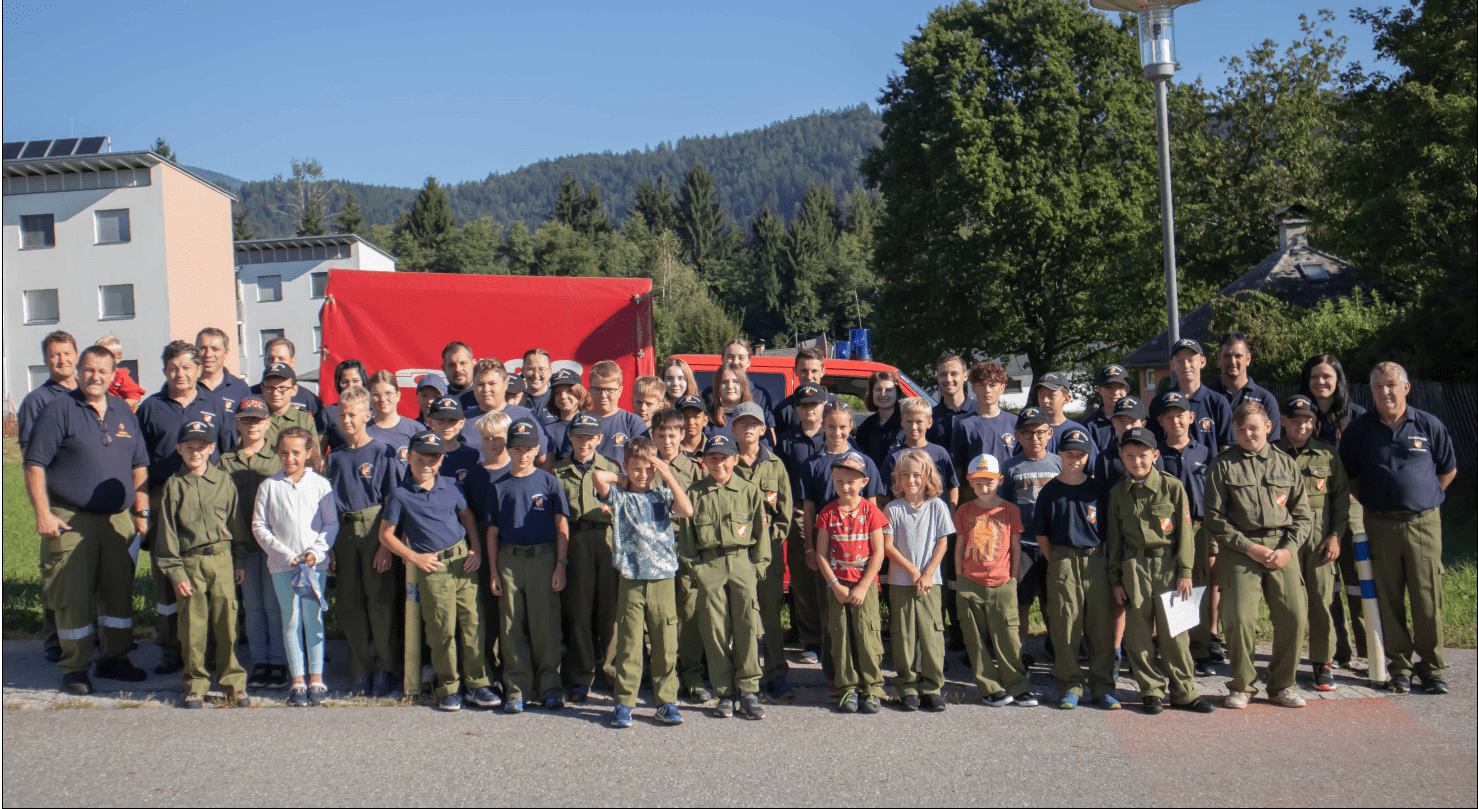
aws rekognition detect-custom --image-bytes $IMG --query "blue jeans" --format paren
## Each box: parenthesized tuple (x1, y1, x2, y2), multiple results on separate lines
(271, 569, 326, 678)
(241, 554, 285, 666)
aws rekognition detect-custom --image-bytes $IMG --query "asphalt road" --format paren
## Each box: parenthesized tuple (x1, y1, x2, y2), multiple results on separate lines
(3, 642, 1473, 806)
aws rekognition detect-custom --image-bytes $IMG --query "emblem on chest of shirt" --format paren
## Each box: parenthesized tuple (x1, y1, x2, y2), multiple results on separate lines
(201, 412, 214, 425)
(613, 434, 627, 446)
(359, 463, 373, 478)
(765, 490, 777, 505)
(1200, 417, 1213, 432)
(1159, 517, 1173, 532)
(1275, 492, 1287, 507)
(532, 494, 546, 508)
(398, 447, 409, 462)
(116, 423, 132, 439)
(1003, 433, 1015, 446)
(1086, 505, 1096, 524)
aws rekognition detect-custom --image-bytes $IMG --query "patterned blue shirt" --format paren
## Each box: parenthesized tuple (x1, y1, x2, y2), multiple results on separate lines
(606, 485, 679, 581)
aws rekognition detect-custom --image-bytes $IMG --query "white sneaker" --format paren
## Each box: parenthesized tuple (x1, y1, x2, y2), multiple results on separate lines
(1271, 688, 1306, 708)
(1223, 692, 1250, 709)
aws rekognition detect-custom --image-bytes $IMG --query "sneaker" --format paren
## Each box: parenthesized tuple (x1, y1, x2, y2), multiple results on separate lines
(61, 670, 93, 696)
(1174, 697, 1215, 713)
(348, 675, 372, 696)
(738, 692, 766, 720)
(541, 690, 565, 711)
(265, 665, 292, 690)
(1271, 688, 1306, 708)
(1387, 674, 1411, 694)
(684, 685, 714, 704)
(468, 686, 500, 709)
(837, 688, 859, 713)
(1223, 692, 1250, 710)
(1314, 665, 1336, 691)
(287, 687, 309, 708)
(921, 693, 947, 712)
(655, 702, 684, 725)
(859, 695, 881, 714)
(1208, 635, 1227, 663)
(900, 694, 921, 712)
(247, 664, 272, 689)
(1331, 655, 1351, 671)
(1141, 695, 1163, 715)
(503, 698, 524, 714)
(439, 692, 463, 712)
(372, 671, 398, 698)
(308, 684, 328, 707)
(1014, 691, 1039, 708)
(1419, 674, 1450, 695)
(1194, 658, 1215, 677)
(714, 697, 735, 718)
(182, 694, 205, 709)
(44, 646, 63, 663)
(767, 676, 796, 703)
(154, 650, 183, 675)
(568, 684, 590, 704)
(610, 704, 633, 729)
(1059, 693, 1080, 710)
(94, 658, 147, 683)
(800, 646, 821, 665)
(983, 690, 1013, 708)
(1096, 694, 1122, 710)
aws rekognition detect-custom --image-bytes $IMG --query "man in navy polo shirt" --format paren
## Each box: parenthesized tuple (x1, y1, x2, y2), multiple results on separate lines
(1208, 333, 1282, 441)
(928, 353, 977, 453)
(1339, 362, 1458, 696)
(441, 342, 479, 410)
(772, 348, 839, 436)
(1149, 339, 1234, 454)
(1083, 364, 1131, 451)
(18, 329, 80, 663)
(23, 345, 150, 695)
(195, 327, 251, 417)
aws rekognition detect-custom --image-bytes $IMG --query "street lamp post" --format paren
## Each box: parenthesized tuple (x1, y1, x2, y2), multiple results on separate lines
(1090, 0, 1199, 349)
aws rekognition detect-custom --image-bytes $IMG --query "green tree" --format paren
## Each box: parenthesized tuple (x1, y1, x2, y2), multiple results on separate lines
(402, 176, 456, 251)
(271, 158, 337, 239)
(1329, 0, 1476, 380)
(298, 197, 326, 236)
(152, 138, 177, 162)
(1207, 290, 1405, 382)
(745, 205, 788, 340)
(859, 0, 1159, 376)
(232, 201, 254, 241)
(499, 220, 536, 275)
(633, 175, 678, 233)
(550, 173, 613, 236)
(334, 190, 365, 235)
(647, 229, 742, 356)
(676, 163, 730, 266)
(783, 183, 842, 339)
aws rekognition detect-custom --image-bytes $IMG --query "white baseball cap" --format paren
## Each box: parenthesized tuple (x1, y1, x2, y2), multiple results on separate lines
(967, 454, 1002, 480)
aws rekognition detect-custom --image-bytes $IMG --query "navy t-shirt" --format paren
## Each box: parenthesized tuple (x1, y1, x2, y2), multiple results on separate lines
(488, 468, 570, 546)
(880, 442, 961, 495)
(951, 410, 1019, 471)
(324, 439, 399, 513)
(17, 378, 73, 451)
(1031, 477, 1104, 549)
(775, 427, 830, 501)
(800, 449, 886, 508)
(1158, 438, 1211, 520)
(383, 476, 467, 554)
(24, 391, 148, 513)
(926, 396, 978, 457)
(594, 408, 650, 464)
(319, 403, 351, 452)
(544, 417, 574, 463)
(1081, 408, 1115, 454)
(367, 416, 425, 466)
(135, 386, 234, 487)
(1340, 406, 1457, 512)
(1149, 384, 1234, 454)
(460, 404, 548, 458)
(855, 410, 905, 471)
(439, 443, 484, 492)
(463, 461, 510, 527)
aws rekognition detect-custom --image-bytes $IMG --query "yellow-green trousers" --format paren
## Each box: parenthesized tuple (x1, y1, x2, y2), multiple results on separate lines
(146, 520, 178, 655)
(498, 543, 562, 701)
(415, 541, 489, 699)
(1300, 540, 1338, 667)
(335, 508, 398, 677)
(178, 546, 246, 695)
(563, 524, 618, 688)
(1121, 553, 1199, 703)
(675, 562, 706, 691)
(828, 582, 884, 697)
(612, 577, 679, 707)
(957, 578, 1028, 697)
(692, 549, 762, 696)
(1047, 548, 1117, 700)
(786, 522, 832, 680)
(757, 537, 788, 683)
(1367, 508, 1445, 677)
(41, 507, 136, 674)
(1187, 522, 1218, 661)
(887, 584, 944, 697)
(1221, 545, 1305, 695)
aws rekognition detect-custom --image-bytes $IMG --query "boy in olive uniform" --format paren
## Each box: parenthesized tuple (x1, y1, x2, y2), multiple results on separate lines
(259, 363, 318, 450)
(220, 398, 288, 690)
(552, 411, 622, 701)
(1275, 395, 1351, 691)
(729, 402, 795, 702)
(156, 421, 250, 708)
(1107, 428, 1214, 715)
(682, 434, 769, 720)
(652, 407, 710, 700)
(1207, 402, 1314, 709)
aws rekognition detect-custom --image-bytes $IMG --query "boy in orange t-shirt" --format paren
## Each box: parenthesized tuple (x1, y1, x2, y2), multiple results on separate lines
(954, 454, 1036, 707)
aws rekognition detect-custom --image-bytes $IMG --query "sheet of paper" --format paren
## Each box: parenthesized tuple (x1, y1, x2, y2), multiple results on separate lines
(1159, 586, 1205, 638)
(128, 533, 143, 566)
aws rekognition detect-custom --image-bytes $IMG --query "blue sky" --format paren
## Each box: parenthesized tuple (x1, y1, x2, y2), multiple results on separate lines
(2, 0, 1393, 187)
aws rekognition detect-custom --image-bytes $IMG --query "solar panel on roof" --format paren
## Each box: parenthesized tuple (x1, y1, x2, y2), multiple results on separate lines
(47, 138, 79, 157)
(1297, 262, 1332, 281)
(20, 140, 53, 158)
(76, 136, 107, 155)
(3, 142, 24, 160)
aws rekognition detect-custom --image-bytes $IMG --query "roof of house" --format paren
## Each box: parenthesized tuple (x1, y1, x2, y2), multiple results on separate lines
(1123, 235, 1361, 368)
(234, 233, 397, 264)
(2, 149, 235, 200)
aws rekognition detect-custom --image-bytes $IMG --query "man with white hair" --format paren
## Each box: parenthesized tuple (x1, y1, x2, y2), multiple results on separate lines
(1338, 362, 1457, 695)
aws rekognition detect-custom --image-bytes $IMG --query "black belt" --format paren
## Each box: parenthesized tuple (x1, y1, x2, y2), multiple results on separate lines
(434, 540, 468, 560)
(1061, 545, 1101, 558)
(184, 542, 227, 557)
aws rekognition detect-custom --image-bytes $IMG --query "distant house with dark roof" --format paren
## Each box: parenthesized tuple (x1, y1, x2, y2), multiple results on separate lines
(1124, 207, 1363, 394)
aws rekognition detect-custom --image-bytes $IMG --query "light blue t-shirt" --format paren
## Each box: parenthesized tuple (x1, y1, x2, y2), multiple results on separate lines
(606, 485, 679, 581)
(882, 497, 955, 587)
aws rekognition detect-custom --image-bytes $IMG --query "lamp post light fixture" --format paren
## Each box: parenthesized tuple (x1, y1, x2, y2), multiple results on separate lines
(1091, 0, 1200, 347)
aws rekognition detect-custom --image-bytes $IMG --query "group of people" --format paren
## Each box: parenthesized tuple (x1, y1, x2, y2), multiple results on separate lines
(17, 328, 1457, 725)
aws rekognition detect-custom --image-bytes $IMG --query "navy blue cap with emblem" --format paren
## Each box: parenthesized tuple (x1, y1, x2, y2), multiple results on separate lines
(1058, 428, 1093, 454)
(1112, 396, 1147, 421)
(409, 430, 446, 456)
(567, 410, 603, 436)
(549, 368, 581, 389)
(1097, 365, 1129, 387)
(507, 418, 541, 448)
(261, 362, 296, 384)
(1034, 372, 1068, 391)
(1119, 426, 1157, 449)
(177, 419, 217, 444)
(505, 376, 527, 395)
(235, 397, 270, 419)
(702, 434, 737, 457)
(831, 451, 868, 474)
(677, 394, 706, 412)
(1284, 395, 1317, 419)
(1155, 391, 1191, 412)
(1017, 407, 1050, 427)
(426, 395, 464, 421)
(795, 383, 827, 405)
(1171, 338, 1204, 358)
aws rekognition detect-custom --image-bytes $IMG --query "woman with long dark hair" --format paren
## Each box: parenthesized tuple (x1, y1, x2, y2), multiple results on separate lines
(1299, 355, 1365, 445)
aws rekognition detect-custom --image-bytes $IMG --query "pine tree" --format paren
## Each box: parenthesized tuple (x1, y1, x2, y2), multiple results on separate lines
(232, 202, 255, 241)
(298, 197, 326, 236)
(499, 220, 536, 275)
(634, 175, 678, 233)
(676, 163, 730, 266)
(550, 173, 613, 236)
(747, 205, 788, 339)
(152, 138, 177, 162)
(334, 190, 365, 235)
(403, 177, 456, 250)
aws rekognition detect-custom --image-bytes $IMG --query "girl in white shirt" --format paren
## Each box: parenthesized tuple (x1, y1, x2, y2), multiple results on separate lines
(253, 427, 338, 706)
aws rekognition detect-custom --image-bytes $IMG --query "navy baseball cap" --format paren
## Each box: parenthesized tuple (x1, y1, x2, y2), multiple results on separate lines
(1058, 428, 1093, 454)
(549, 368, 581, 389)
(235, 397, 270, 419)
(177, 420, 217, 444)
(426, 396, 464, 421)
(1017, 407, 1050, 427)
(1097, 365, 1129, 387)
(830, 451, 869, 475)
(1112, 396, 1147, 421)
(505, 376, 527, 395)
(795, 383, 828, 405)
(408, 430, 446, 456)
(677, 394, 706, 413)
(1034, 372, 1068, 391)
(1284, 395, 1317, 418)
(567, 410, 603, 436)
(1119, 427, 1157, 449)
(261, 362, 296, 384)
(507, 418, 541, 448)
(702, 434, 737, 457)
(1170, 338, 1204, 358)
(415, 373, 448, 394)
(1155, 391, 1191, 413)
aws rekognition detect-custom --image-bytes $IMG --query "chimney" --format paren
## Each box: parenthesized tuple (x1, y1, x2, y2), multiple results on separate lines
(1276, 204, 1310, 250)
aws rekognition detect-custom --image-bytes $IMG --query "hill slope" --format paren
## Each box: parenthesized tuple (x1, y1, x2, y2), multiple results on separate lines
(234, 105, 882, 237)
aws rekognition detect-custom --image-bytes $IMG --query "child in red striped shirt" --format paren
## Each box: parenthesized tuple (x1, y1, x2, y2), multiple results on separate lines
(814, 452, 889, 714)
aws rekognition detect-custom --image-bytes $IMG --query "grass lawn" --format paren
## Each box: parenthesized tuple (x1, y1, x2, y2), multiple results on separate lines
(4, 437, 1474, 649)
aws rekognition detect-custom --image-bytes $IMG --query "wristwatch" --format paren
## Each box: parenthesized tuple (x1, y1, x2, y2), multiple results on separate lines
(134, 509, 150, 519)
(556, 558, 568, 566)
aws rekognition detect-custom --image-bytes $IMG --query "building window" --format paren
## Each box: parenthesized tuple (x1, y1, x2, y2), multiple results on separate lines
(20, 214, 55, 249)
(311, 272, 329, 299)
(99, 284, 135, 320)
(258, 275, 282, 302)
(29, 365, 51, 390)
(260, 329, 285, 356)
(95, 209, 131, 244)
(117, 359, 139, 384)
(313, 326, 323, 352)
(24, 289, 60, 324)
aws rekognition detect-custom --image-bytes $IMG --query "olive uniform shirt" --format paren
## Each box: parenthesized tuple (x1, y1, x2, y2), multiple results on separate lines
(156, 465, 247, 586)
(553, 454, 623, 528)
(264, 407, 318, 452)
(217, 448, 281, 554)
(1204, 442, 1314, 556)
(1273, 437, 1350, 544)
(681, 475, 770, 570)
(1106, 469, 1196, 588)
(732, 446, 794, 555)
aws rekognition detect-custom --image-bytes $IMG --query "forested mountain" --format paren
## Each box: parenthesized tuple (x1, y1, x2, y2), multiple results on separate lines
(233, 105, 881, 237)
